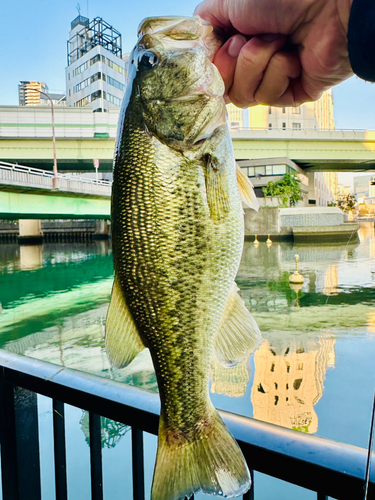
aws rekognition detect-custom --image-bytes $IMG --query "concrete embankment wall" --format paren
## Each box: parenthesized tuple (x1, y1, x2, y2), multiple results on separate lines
(0, 219, 110, 243)
(244, 206, 359, 242)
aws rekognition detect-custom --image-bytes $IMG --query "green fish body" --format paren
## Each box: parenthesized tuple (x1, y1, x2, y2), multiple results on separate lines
(106, 16, 261, 500)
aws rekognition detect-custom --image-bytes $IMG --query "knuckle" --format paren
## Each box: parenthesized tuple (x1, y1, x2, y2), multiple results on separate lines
(228, 91, 255, 108)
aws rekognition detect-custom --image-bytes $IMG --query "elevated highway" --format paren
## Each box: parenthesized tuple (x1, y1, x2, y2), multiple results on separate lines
(1, 106, 375, 172)
(0, 161, 110, 219)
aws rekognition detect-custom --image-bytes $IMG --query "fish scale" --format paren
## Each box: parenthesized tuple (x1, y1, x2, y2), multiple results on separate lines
(113, 106, 242, 434)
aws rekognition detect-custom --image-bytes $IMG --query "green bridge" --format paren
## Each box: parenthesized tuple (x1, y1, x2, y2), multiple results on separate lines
(2, 129, 375, 172)
(1, 106, 375, 172)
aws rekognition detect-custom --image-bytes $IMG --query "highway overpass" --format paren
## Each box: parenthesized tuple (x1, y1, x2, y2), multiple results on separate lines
(1, 106, 375, 172)
(0, 161, 110, 219)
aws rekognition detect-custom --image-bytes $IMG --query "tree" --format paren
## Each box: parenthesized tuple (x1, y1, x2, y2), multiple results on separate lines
(262, 173, 303, 208)
(335, 193, 356, 213)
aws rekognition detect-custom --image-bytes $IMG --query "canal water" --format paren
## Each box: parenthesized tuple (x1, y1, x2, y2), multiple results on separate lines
(0, 223, 374, 500)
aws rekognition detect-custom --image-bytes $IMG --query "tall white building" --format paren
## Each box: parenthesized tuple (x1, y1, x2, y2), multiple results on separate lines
(65, 16, 126, 112)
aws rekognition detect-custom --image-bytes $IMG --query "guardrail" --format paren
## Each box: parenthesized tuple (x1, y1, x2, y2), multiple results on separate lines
(0, 350, 373, 500)
(0, 161, 112, 197)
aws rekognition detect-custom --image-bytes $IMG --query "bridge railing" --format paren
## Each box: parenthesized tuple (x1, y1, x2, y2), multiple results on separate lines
(0, 161, 112, 197)
(0, 350, 373, 500)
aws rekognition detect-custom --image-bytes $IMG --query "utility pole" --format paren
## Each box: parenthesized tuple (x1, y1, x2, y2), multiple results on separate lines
(30, 88, 58, 189)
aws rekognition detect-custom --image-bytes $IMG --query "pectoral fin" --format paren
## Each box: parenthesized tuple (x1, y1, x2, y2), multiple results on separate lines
(203, 154, 230, 221)
(214, 284, 262, 367)
(236, 164, 259, 211)
(105, 277, 145, 368)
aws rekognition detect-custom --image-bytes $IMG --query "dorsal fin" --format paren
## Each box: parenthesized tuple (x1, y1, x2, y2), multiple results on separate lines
(236, 164, 259, 211)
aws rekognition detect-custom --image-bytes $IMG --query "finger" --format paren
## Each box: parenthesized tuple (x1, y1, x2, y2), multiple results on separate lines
(194, 0, 233, 29)
(228, 35, 286, 108)
(254, 51, 301, 106)
(213, 35, 248, 97)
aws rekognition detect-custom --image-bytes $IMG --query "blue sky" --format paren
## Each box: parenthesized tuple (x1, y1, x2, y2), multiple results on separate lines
(1, 0, 375, 130)
(1, 0, 375, 186)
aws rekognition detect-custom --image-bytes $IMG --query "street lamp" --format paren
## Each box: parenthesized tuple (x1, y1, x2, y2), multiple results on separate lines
(30, 88, 58, 189)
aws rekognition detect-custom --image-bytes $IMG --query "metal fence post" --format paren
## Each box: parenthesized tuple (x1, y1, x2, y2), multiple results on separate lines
(0, 378, 19, 500)
(14, 387, 42, 500)
(53, 399, 68, 500)
(132, 427, 145, 500)
(89, 412, 103, 500)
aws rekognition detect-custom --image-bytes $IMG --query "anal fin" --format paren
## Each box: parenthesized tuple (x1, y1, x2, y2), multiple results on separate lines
(236, 163, 259, 211)
(105, 277, 145, 368)
(214, 284, 262, 367)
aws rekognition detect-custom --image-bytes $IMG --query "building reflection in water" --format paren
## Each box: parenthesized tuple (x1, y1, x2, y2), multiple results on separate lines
(358, 221, 374, 243)
(251, 335, 335, 433)
(210, 356, 250, 398)
(322, 264, 339, 296)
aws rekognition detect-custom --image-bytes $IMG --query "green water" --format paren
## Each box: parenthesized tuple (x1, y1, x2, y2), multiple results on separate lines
(0, 225, 374, 500)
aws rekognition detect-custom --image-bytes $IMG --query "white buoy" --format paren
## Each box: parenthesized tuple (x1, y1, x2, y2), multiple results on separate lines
(289, 254, 304, 284)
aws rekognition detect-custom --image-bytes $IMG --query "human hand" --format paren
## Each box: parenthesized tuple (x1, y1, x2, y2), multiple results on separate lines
(195, 0, 353, 107)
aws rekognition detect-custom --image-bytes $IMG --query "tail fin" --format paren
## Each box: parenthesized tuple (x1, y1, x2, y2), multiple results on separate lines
(151, 411, 251, 500)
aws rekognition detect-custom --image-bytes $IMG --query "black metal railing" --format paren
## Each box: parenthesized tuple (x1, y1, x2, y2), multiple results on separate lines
(0, 350, 373, 500)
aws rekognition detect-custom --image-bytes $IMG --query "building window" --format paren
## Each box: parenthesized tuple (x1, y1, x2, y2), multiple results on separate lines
(104, 91, 122, 106)
(106, 58, 125, 75)
(292, 122, 301, 130)
(90, 72, 102, 84)
(268, 123, 272, 129)
(273, 164, 287, 175)
(74, 61, 89, 76)
(282, 107, 286, 113)
(248, 167, 255, 177)
(68, 73, 70, 80)
(76, 95, 89, 107)
(107, 75, 125, 92)
(75, 77, 90, 92)
(268, 106, 272, 114)
(68, 89, 71, 96)
(90, 54, 101, 66)
(282, 122, 286, 129)
(292, 106, 301, 114)
(91, 90, 102, 101)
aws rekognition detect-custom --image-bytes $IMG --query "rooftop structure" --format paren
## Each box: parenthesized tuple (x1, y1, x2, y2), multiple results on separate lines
(65, 16, 126, 112)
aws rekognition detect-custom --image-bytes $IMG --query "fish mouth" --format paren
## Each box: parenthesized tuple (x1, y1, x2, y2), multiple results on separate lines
(137, 16, 223, 61)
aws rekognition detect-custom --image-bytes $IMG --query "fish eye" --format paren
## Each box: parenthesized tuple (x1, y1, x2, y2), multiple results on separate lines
(139, 51, 159, 71)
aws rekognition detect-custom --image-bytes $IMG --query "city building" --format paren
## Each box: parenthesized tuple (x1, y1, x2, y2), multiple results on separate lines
(243, 90, 335, 132)
(65, 15, 126, 112)
(19, 81, 66, 107)
(353, 174, 375, 203)
(231, 90, 337, 206)
(226, 103, 245, 129)
(19, 81, 48, 106)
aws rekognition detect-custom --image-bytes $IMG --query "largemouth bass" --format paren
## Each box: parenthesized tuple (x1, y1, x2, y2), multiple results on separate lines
(106, 15, 261, 500)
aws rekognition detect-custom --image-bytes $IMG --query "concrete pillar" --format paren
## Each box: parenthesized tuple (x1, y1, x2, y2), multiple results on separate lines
(92, 219, 109, 240)
(18, 219, 43, 244)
